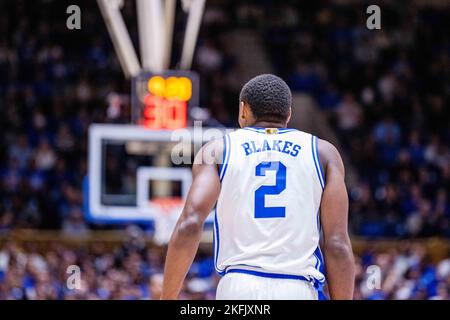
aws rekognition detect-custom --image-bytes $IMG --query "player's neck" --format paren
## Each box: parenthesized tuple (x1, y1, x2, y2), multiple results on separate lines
(250, 121, 287, 129)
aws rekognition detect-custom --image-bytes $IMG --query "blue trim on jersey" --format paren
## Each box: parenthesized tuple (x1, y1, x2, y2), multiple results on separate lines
(226, 268, 323, 290)
(226, 269, 310, 282)
(243, 127, 297, 134)
(212, 225, 216, 271)
(314, 136, 326, 185)
(318, 290, 328, 300)
(314, 246, 325, 277)
(316, 209, 320, 232)
(311, 135, 325, 189)
(212, 214, 217, 270)
(219, 135, 230, 182)
(216, 134, 229, 274)
(243, 127, 263, 133)
(277, 129, 297, 134)
(319, 211, 322, 232)
(213, 208, 226, 275)
(314, 206, 326, 286)
(218, 135, 227, 179)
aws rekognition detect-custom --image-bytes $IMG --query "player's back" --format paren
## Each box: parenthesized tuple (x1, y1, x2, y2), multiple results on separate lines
(214, 127, 326, 292)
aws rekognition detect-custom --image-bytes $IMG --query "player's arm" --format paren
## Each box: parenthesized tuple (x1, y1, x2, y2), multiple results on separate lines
(318, 139, 355, 300)
(161, 140, 221, 300)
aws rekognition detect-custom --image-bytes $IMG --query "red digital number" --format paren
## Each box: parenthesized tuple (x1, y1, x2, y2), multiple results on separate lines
(142, 95, 187, 130)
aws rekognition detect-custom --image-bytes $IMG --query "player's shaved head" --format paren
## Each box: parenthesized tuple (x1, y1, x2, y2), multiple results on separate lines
(239, 74, 292, 122)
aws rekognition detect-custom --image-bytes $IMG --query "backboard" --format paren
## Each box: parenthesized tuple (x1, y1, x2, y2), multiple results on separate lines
(85, 123, 229, 225)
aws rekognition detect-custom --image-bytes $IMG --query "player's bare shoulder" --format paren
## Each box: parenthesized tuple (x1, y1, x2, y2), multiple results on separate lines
(317, 138, 345, 177)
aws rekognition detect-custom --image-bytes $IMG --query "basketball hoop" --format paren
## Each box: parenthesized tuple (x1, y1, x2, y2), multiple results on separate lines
(151, 197, 184, 245)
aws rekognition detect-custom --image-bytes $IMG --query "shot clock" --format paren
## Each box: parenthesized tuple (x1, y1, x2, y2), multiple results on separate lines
(131, 71, 199, 130)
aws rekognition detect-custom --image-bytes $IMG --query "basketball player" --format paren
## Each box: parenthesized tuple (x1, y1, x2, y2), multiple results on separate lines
(161, 74, 355, 300)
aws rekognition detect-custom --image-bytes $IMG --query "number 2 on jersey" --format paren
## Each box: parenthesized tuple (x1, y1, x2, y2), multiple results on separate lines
(254, 161, 286, 218)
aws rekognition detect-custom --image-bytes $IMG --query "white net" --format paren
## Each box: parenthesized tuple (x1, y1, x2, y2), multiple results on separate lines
(151, 197, 184, 245)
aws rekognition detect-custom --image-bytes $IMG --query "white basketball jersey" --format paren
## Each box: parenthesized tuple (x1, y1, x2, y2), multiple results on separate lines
(214, 127, 326, 289)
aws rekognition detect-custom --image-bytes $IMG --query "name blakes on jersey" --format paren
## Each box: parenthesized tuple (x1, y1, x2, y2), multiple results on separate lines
(241, 139, 302, 157)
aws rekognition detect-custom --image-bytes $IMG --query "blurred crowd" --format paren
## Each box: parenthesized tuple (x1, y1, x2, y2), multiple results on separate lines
(0, 0, 244, 231)
(0, 0, 448, 237)
(1, 233, 449, 300)
(232, 2, 450, 235)
(272, 2, 450, 237)
(354, 243, 450, 300)
(192, 1, 450, 237)
(1, 0, 449, 302)
(0, 1, 448, 237)
(0, 228, 218, 300)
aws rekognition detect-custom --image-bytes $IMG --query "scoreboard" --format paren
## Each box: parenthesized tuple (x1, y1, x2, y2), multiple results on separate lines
(131, 70, 199, 130)
(87, 72, 225, 229)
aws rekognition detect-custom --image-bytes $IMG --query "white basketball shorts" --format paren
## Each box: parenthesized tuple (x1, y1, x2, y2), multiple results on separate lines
(216, 272, 318, 300)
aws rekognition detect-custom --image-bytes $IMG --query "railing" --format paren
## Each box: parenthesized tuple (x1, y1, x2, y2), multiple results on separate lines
(1, 229, 449, 263)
